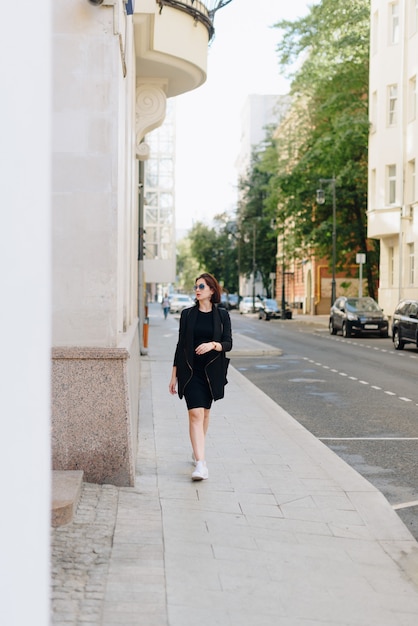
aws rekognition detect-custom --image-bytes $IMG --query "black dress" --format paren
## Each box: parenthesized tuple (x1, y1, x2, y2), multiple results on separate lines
(184, 310, 214, 410)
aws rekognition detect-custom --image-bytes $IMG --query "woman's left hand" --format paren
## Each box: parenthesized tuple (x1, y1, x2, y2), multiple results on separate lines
(195, 342, 214, 355)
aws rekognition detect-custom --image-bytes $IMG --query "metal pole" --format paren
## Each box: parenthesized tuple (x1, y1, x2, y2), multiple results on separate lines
(252, 221, 256, 312)
(331, 179, 336, 305)
(281, 230, 286, 319)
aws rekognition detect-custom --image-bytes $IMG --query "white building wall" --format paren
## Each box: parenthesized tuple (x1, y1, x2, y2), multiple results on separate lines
(368, 0, 418, 316)
(51, 1, 141, 485)
(0, 1, 51, 623)
(52, 1, 137, 347)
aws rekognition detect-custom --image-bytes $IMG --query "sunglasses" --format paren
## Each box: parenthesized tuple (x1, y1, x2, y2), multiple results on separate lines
(193, 283, 207, 291)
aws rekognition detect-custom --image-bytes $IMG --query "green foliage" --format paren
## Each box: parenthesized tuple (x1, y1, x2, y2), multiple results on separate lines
(176, 237, 200, 292)
(272, 0, 379, 298)
(184, 214, 239, 293)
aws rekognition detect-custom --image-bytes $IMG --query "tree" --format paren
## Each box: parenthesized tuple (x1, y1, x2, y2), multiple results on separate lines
(237, 135, 280, 296)
(176, 237, 200, 292)
(273, 0, 379, 298)
(186, 215, 238, 293)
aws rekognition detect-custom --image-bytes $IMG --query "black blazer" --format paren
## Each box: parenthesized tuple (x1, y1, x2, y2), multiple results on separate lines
(173, 304, 232, 401)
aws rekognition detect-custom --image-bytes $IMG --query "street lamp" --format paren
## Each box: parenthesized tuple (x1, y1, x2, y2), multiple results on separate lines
(316, 178, 337, 306)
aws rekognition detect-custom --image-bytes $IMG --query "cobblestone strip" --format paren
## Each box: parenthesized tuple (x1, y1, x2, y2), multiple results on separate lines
(51, 483, 119, 625)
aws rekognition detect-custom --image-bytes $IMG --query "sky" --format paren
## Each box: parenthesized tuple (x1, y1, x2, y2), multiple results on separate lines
(174, 0, 314, 233)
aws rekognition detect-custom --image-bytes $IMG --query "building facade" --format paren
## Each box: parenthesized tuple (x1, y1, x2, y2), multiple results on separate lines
(236, 94, 290, 298)
(368, 0, 418, 317)
(51, 0, 221, 486)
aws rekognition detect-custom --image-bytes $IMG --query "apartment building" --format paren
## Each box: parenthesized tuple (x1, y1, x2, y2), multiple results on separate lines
(368, 0, 418, 317)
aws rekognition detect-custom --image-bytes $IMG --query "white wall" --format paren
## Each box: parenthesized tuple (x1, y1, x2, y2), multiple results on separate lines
(0, 1, 51, 624)
(52, 1, 137, 347)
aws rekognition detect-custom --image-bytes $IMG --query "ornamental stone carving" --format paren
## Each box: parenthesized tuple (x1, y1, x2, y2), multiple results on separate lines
(136, 142, 150, 161)
(136, 84, 167, 157)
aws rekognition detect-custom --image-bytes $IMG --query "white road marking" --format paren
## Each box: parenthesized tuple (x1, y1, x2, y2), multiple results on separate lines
(392, 500, 418, 511)
(301, 356, 417, 405)
(320, 437, 418, 441)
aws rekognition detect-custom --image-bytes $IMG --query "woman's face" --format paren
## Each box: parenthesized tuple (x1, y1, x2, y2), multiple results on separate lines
(194, 279, 213, 302)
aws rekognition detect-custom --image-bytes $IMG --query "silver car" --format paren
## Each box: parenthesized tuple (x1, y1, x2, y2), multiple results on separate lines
(169, 294, 194, 314)
(239, 296, 263, 314)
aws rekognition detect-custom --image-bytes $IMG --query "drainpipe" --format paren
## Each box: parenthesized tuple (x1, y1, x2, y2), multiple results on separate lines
(398, 0, 408, 303)
(138, 160, 147, 355)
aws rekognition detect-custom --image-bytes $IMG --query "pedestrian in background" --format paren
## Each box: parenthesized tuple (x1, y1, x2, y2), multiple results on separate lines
(162, 293, 170, 320)
(169, 273, 232, 480)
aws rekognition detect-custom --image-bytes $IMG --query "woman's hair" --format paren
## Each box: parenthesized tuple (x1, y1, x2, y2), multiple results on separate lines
(195, 272, 221, 304)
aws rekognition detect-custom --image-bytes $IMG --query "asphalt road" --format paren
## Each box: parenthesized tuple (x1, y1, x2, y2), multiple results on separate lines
(229, 310, 418, 541)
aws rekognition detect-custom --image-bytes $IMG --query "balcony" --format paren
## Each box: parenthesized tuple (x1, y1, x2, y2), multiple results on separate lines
(367, 205, 401, 239)
(134, 0, 231, 97)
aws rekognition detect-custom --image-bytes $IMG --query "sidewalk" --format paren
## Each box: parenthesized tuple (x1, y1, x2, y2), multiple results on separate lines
(52, 305, 418, 626)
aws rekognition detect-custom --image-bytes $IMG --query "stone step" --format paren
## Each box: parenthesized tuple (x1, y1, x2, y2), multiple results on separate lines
(51, 470, 84, 527)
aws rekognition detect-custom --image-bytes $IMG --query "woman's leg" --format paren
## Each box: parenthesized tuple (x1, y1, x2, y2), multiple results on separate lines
(188, 407, 207, 461)
(203, 408, 210, 436)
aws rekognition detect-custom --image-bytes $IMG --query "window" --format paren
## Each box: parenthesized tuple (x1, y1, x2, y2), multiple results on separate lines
(389, 246, 395, 286)
(408, 243, 415, 285)
(390, 2, 400, 44)
(388, 84, 398, 125)
(387, 164, 397, 204)
(409, 76, 417, 121)
(409, 302, 418, 316)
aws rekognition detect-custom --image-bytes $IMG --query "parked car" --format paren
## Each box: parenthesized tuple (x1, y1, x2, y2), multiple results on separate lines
(258, 298, 293, 321)
(239, 296, 263, 314)
(169, 293, 194, 314)
(329, 296, 388, 338)
(218, 293, 230, 310)
(392, 299, 418, 350)
(227, 294, 239, 310)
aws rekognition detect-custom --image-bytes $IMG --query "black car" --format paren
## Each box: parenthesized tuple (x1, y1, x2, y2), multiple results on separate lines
(259, 298, 292, 321)
(227, 294, 239, 310)
(392, 299, 418, 350)
(218, 293, 230, 310)
(329, 296, 388, 338)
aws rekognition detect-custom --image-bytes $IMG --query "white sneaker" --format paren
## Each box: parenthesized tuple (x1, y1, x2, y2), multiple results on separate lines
(192, 461, 208, 481)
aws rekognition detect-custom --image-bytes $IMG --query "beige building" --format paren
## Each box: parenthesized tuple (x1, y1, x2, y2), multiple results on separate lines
(51, 0, 228, 486)
(368, 0, 418, 317)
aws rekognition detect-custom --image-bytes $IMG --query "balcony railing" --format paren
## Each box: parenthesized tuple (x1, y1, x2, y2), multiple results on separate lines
(156, 0, 233, 40)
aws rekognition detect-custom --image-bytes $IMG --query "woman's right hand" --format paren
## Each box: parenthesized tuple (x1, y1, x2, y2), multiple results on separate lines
(169, 378, 177, 395)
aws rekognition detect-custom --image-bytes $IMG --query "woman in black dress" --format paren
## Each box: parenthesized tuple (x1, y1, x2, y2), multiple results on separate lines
(169, 273, 232, 481)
